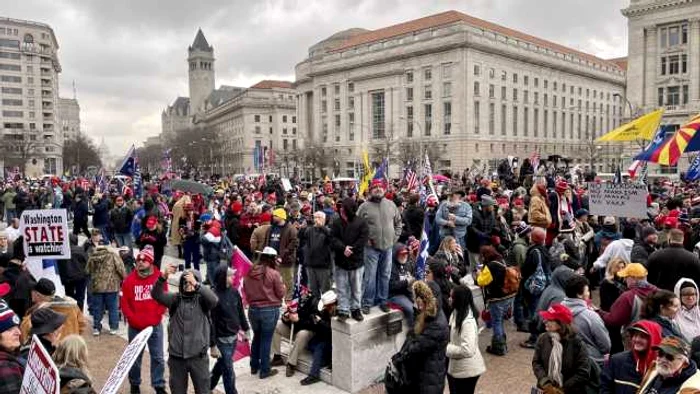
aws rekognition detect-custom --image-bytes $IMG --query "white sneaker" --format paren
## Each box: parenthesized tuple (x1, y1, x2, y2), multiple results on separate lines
(109, 329, 118, 335)
(92, 330, 100, 337)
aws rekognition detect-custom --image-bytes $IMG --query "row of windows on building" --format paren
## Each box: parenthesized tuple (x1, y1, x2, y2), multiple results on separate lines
(254, 125, 297, 135)
(253, 138, 298, 152)
(658, 85, 690, 106)
(253, 114, 296, 123)
(0, 110, 54, 122)
(2, 122, 47, 131)
(1, 75, 52, 86)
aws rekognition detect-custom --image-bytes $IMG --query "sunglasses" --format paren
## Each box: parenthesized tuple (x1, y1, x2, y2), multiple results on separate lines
(657, 350, 679, 362)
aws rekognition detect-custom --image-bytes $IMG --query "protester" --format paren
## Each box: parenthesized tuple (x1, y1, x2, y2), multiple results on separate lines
(330, 198, 369, 321)
(57, 234, 88, 311)
(121, 247, 167, 394)
(29, 308, 66, 356)
(467, 195, 498, 266)
(400, 194, 424, 242)
(110, 195, 135, 249)
(532, 303, 592, 394)
(647, 228, 700, 291)
(476, 245, 516, 356)
(357, 180, 402, 314)
(527, 183, 552, 229)
(673, 278, 700, 342)
(511, 222, 533, 332)
(72, 193, 90, 238)
(433, 236, 467, 283)
(519, 226, 551, 335)
(270, 290, 316, 377)
(300, 290, 337, 386)
(388, 244, 415, 326)
(600, 320, 662, 394)
(1, 257, 36, 318)
(92, 193, 111, 243)
(435, 190, 472, 250)
(243, 247, 285, 379)
(446, 285, 485, 394)
(631, 226, 658, 265)
(644, 289, 683, 338)
(600, 258, 627, 312)
(199, 212, 222, 284)
(299, 211, 333, 298)
(20, 278, 85, 344)
(592, 226, 635, 271)
(391, 281, 448, 394)
(560, 275, 610, 365)
(250, 208, 298, 300)
(152, 266, 218, 394)
(85, 244, 126, 336)
(637, 336, 700, 393)
(426, 259, 453, 323)
(54, 335, 96, 394)
(0, 302, 23, 394)
(178, 203, 201, 272)
(210, 266, 249, 394)
(136, 215, 168, 269)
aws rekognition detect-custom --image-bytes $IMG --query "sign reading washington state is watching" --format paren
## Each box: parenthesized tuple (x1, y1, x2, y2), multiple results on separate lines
(20, 209, 71, 260)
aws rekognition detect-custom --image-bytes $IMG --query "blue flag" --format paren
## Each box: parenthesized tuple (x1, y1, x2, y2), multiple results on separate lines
(118, 145, 137, 176)
(634, 125, 674, 161)
(415, 216, 430, 280)
(372, 158, 388, 181)
(686, 155, 700, 181)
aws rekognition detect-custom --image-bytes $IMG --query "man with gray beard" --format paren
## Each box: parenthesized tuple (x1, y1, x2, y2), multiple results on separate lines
(637, 336, 700, 393)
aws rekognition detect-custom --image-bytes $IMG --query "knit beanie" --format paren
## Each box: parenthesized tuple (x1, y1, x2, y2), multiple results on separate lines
(0, 301, 19, 334)
(138, 246, 155, 265)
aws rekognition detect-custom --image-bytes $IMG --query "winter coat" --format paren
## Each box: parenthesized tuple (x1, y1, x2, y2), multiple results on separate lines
(631, 240, 657, 265)
(647, 245, 700, 292)
(169, 197, 189, 246)
(72, 197, 89, 224)
(510, 237, 529, 268)
(600, 351, 646, 394)
(151, 271, 218, 359)
(389, 255, 414, 300)
(536, 266, 576, 313)
(480, 259, 517, 301)
(673, 278, 700, 341)
(243, 265, 285, 308)
(638, 360, 700, 393)
(649, 314, 684, 338)
(250, 223, 298, 267)
(109, 205, 134, 234)
(329, 199, 369, 271)
(57, 245, 88, 284)
(200, 229, 222, 264)
(532, 332, 590, 394)
(0, 350, 24, 394)
(466, 205, 497, 253)
(435, 201, 473, 240)
(560, 297, 611, 362)
(401, 204, 424, 241)
(446, 310, 485, 379)
(211, 265, 249, 340)
(120, 267, 167, 331)
(58, 367, 96, 394)
(356, 197, 402, 251)
(20, 296, 86, 344)
(394, 316, 449, 394)
(299, 226, 332, 269)
(92, 197, 110, 227)
(0, 263, 36, 318)
(1, 190, 16, 210)
(599, 277, 626, 312)
(85, 246, 126, 293)
(600, 282, 658, 330)
(136, 227, 168, 264)
(528, 185, 552, 229)
(593, 238, 634, 270)
(521, 244, 552, 287)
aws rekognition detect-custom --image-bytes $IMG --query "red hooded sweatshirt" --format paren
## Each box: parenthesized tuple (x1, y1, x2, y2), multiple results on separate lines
(629, 320, 662, 376)
(121, 267, 168, 330)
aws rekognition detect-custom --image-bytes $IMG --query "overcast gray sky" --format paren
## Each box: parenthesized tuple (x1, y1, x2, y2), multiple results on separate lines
(4, 0, 629, 156)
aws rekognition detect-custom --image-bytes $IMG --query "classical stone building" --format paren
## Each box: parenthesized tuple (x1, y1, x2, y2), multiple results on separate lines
(295, 10, 627, 176)
(57, 97, 79, 142)
(622, 0, 700, 173)
(0, 17, 63, 176)
(205, 80, 298, 175)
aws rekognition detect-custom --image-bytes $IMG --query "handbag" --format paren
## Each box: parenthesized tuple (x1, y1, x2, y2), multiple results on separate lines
(524, 250, 548, 296)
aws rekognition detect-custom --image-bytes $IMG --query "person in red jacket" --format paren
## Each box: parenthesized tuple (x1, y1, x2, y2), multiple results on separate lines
(121, 246, 168, 394)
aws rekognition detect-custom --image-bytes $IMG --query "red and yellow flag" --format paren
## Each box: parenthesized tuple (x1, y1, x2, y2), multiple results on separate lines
(650, 114, 700, 166)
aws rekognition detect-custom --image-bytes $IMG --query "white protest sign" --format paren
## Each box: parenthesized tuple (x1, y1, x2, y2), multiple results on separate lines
(20, 335, 60, 394)
(20, 209, 70, 260)
(281, 178, 292, 192)
(588, 182, 648, 219)
(100, 326, 153, 394)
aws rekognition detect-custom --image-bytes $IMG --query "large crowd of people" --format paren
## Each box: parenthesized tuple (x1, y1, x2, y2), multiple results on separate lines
(0, 170, 699, 393)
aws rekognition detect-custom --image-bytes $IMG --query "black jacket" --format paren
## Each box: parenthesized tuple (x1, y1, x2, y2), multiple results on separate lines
(59, 367, 95, 394)
(401, 204, 424, 242)
(647, 245, 700, 291)
(110, 205, 134, 234)
(393, 315, 449, 394)
(1, 264, 36, 318)
(533, 332, 591, 394)
(211, 265, 249, 340)
(521, 244, 552, 285)
(630, 241, 656, 265)
(224, 213, 240, 246)
(57, 244, 88, 283)
(299, 226, 332, 268)
(467, 206, 496, 253)
(136, 227, 167, 264)
(72, 197, 89, 223)
(389, 260, 413, 300)
(330, 199, 369, 271)
(600, 351, 642, 394)
(483, 260, 516, 301)
(92, 197, 110, 227)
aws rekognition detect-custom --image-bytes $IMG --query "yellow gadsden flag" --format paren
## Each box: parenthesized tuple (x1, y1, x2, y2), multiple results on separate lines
(596, 108, 664, 142)
(358, 150, 375, 196)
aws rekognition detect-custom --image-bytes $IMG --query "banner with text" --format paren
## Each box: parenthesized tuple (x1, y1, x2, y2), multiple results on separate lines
(20, 209, 70, 260)
(588, 182, 649, 219)
(20, 336, 60, 394)
(100, 326, 153, 394)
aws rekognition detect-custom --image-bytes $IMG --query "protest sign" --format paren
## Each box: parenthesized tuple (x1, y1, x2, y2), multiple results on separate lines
(588, 182, 648, 219)
(100, 326, 153, 394)
(20, 209, 70, 260)
(281, 178, 292, 192)
(20, 336, 60, 394)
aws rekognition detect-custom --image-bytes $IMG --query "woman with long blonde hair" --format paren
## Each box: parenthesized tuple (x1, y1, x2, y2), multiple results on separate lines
(53, 335, 96, 394)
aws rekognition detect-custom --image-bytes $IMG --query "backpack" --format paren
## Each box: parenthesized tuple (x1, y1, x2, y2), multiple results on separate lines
(496, 261, 521, 295)
(384, 359, 410, 394)
(549, 240, 567, 269)
(524, 249, 549, 296)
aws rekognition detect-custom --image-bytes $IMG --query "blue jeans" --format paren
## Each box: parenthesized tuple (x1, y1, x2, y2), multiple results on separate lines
(488, 298, 513, 340)
(93, 292, 119, 331)
(128, 324, 165, 388)
(335, 266, 364, 313)
(307, 337, 331, 378)
(183, 239, 201, 272)
(388, 295, 415, 327)
(115, 232, 133, 249)
(248, 306, 280, 376)
(362, 247, 392, 308)
(210, 339, 237, 394)
(96, 225, 110, 245)
(4, 208, 15, 224)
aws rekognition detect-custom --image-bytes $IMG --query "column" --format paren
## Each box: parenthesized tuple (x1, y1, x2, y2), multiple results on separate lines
(643, 25, 658, 110)
(690, 19, 700, 103)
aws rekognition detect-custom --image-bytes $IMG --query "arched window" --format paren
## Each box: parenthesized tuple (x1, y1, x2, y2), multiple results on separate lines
(24, 34, 34, 43)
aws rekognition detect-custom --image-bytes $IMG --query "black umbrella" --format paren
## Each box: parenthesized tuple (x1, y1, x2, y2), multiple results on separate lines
(170, 179, 213, 195)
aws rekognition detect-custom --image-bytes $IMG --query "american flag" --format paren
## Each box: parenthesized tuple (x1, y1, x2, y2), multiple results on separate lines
(415, 216, 431, 280)
(405, 167, 418, 192)
(162, 149, 172, 173)
(530, 152, 540, 171)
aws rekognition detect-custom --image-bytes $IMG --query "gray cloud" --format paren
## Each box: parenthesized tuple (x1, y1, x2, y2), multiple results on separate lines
(3, 0, 628, 156)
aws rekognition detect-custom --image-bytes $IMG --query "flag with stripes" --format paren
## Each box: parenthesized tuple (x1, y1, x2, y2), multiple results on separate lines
(162, 149, 172, 173)
(405, 168, 418, 192)
(530, 152, 540, 171)
(415, 216, 431, 280)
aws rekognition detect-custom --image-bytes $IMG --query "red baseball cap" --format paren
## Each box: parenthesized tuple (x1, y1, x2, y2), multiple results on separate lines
(0, 282, 11, 298)
(539, 303, 573, 325)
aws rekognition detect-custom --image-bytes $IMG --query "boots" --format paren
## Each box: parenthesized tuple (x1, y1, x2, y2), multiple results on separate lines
(486, 335, 507, 356)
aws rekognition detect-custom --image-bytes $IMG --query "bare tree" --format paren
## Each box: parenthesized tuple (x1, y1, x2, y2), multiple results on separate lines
(0, 135, 39, 177)
(63, 133, 103, 174)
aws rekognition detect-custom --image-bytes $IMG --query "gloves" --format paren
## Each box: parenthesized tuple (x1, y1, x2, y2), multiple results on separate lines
(210, 346, 221, 358)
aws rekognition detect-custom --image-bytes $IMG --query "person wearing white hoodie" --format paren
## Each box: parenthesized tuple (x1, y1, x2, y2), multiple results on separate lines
(560, 275, 611, 366)
(445, 285, 485, 394)
(673, 277, 700, 342)
(592, 227, 635, 271)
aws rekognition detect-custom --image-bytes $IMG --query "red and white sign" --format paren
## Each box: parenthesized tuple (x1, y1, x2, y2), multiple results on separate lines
(100, 326, 153, 394)
(20, 209, 70, 260)
(20, 336, 60, 394)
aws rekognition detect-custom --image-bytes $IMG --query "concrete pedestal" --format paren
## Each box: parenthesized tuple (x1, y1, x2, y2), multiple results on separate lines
(331, 309, 407, 393)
